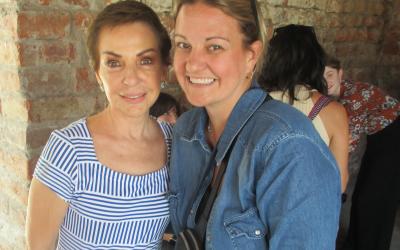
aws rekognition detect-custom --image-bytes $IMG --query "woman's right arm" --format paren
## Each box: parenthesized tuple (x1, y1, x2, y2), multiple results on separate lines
(26, 178, 69, 250)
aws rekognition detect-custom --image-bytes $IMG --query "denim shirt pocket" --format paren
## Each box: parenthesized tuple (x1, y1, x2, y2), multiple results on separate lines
(223, 207, 268, 250)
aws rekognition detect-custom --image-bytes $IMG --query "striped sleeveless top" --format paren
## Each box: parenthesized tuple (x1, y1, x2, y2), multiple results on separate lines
(33, 118, 173, 249)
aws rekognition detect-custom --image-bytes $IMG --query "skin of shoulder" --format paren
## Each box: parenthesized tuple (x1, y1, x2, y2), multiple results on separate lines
(313, 92, 349, 191)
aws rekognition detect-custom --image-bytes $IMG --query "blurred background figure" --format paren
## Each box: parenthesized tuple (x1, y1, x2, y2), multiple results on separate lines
(325, 54, 400, 250)
(259, 24, 349, 192)
(150, 92, 181, 125)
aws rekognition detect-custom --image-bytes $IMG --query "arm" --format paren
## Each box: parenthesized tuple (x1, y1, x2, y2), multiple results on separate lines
(257, 136, 341, 249)
(321, 101, 349, 191)
(26, 178, 69, 250)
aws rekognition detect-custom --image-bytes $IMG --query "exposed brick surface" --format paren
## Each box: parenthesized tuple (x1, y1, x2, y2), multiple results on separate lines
(0, 0, 399, 249)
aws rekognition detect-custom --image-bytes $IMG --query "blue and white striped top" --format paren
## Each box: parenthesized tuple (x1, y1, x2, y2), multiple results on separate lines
(34, 118, 173, 249)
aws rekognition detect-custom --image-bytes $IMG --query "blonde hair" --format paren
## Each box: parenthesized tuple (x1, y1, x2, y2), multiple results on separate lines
(173, 0, 266, 76)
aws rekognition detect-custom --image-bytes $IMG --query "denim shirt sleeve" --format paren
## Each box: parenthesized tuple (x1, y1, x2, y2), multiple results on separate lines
(256, 134, 341, 249)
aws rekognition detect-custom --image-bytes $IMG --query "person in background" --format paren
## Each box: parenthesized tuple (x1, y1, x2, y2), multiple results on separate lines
(26, 1, 172, 249)
(259, 24, 349, 192)
(325, 54, 400, 250)
(168, 0, 341, 249)
(150, 92, 181, 124)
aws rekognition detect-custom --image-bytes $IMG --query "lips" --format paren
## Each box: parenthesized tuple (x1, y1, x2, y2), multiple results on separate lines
(119, 93, 146, 103)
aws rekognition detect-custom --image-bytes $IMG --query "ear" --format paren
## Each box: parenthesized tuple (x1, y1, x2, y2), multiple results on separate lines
(161, 65, 168, 82)
(246, 40, 263, 73)
(338, 68, 344, 82)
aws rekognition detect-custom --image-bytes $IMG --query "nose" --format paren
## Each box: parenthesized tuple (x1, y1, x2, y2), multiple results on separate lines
(185, 48, 207, 73)
(122, 66, 140, 86)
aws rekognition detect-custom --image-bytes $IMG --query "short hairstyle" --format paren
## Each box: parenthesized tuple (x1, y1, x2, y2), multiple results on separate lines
(87, 0, 171, 71)
(325, 54, 341, 70)
(259, 24, 328, 104)
(173, 0, 267, 76)
(150, 92, 181, 118)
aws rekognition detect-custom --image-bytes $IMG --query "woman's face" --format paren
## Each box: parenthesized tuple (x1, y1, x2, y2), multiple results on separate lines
(96, 22, 166, 118)
(324, 66, 343, 97)
(173, 2, 261, 110)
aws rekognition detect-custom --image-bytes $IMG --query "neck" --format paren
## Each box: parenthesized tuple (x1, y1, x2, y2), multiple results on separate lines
(98, 107, 154, 140)
(206, 102, 235, 147)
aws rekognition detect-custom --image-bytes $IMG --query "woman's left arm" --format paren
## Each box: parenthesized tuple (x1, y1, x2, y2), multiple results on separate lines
(322, 101, 349, 192)
(256, 136, 341, 250)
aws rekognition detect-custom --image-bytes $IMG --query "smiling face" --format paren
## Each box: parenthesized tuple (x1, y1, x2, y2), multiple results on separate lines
(324, 66, 343, 97)
(173, 2, 261, 110)
(96, 22, 166, 118)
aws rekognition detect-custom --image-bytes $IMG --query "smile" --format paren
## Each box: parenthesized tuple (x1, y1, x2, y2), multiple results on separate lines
(187, 76, 215, 85)
(120, 93, 145, 99)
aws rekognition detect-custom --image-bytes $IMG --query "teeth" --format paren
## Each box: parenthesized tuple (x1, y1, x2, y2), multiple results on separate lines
(189, 77, 215, 85)
(122, 94, 143, 99)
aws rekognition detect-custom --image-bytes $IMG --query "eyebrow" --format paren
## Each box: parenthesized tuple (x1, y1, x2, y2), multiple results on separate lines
(174, 34, 230, 42)
(101, 48, 157, 58)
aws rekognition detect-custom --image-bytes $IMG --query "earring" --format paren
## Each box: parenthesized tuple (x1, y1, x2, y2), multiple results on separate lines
(161, 80, 168, 89)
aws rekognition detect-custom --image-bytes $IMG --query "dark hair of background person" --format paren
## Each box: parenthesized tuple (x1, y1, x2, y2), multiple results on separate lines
(150, 92, 181, 118)
(87, 0, 172, 71)
(325, 54, 341, 70)
(259, 24, 328, 104)
(173, 0, 267, 76)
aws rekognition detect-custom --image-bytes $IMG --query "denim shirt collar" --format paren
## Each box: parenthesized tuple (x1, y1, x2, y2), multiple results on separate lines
(181, 81, 268, 164)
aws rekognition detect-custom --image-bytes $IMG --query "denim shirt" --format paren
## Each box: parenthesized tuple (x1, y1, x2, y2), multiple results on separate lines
(169, 86, 341, 250)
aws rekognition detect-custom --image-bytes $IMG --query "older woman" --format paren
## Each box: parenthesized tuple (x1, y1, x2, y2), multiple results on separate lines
(26, 1, 172, 249)
(168, 0, 341, 249)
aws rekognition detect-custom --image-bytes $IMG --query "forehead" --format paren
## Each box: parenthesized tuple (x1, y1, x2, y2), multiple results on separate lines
(324, 66, 337, 73)
(97, 22, 159, 53)
(175, 3, 242, 40)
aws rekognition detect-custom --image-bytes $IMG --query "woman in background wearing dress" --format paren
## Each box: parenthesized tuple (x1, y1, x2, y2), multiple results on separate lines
(26, 1, 172, 249)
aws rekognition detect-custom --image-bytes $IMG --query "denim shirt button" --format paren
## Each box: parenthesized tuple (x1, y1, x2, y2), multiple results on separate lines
(255, 229, 261, 236)
(206, 236, 211, 242)
(190, 209, 193, 214)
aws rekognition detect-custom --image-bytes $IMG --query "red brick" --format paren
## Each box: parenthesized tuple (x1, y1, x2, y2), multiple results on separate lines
(18, 41, 76, 66)
(21, 66, 72, 97)
(367, 29, 381, 43)
(39, 0, 52, 5)
(26, 126, 53, 150)
(363, 16, 383, 28)
(27, 96, 97, 123)
(17, 42, 40, 66)
(18, 11, 70, 39)
(43, 42, 75, 64)
(75, 67, 97, 92)
(64, 0, 89, 8)
(382, 40, 400, 55)
(74, 11, 94, 29)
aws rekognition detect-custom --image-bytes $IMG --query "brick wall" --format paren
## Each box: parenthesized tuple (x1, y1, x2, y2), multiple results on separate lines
(0, 0, 109, 248)
(0, 0, 398, 249)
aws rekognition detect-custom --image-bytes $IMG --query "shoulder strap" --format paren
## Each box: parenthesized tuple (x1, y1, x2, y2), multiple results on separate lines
(308, 95, 332, 120)
(194, 93, 272, 240)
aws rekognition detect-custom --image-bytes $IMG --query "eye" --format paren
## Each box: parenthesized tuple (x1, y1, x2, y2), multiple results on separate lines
(106, 60, 121, 68)
(175, 41, 190, 50)
(208, 44, 223, 52)
(139, 58, 153, 65)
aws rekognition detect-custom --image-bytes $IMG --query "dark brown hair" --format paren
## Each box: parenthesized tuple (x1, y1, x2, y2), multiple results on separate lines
(325, 54, 341, 70)
(87, 0, 171, 71)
